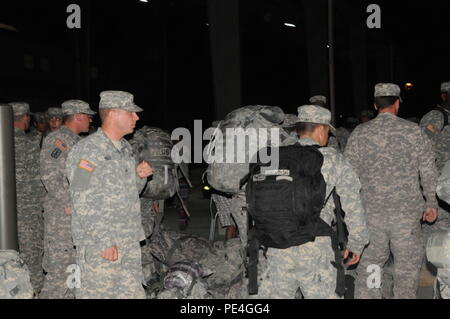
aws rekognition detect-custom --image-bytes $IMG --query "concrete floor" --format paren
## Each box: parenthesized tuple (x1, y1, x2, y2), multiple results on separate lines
(160, 166, 436, 299)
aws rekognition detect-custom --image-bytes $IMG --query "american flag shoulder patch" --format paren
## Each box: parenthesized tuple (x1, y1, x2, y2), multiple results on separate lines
(78, 159, 96, 173)
(54, 139, 68, 151)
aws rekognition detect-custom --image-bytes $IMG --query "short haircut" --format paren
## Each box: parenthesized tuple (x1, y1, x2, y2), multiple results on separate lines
(63, 114, 75, 124)
(296, 122, 323, 135)
(99, 108, 115, 122)
(374, 96, 399, 110)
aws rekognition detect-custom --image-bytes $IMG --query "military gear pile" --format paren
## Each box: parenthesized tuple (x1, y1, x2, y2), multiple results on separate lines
(0, 250, 34, 299)
(145, 228, 244, 299)
(206, 105, 296, 195)
(131, 127, 179, 200)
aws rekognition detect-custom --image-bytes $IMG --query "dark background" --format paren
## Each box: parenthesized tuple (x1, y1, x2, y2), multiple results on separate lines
(1, 0, 450, 131)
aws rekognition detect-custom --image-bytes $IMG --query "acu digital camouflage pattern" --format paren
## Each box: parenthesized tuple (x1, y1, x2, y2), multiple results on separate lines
(131, 127, 178, 200)
(420, 106, 450, 247)
(39, 125, 81, 299)
(0, 250, 34, 299)
(433, 160, 450, 299)
(147, 229, 244, 299)
(345, 112, 438, 299)
(211, 193, 234, 227)
(250, 137, 369, 299)
(66, 128, 147, 299)
(99, 90, 143, 112)
(14, 127, 45, 293)
(206, 105, 288, 194)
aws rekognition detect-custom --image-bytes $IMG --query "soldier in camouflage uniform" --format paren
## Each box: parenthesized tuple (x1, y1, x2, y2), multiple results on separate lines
(345, 83, 438, 299)
(66, 91, 153, 299)
(39, 100, 96, 299)
(47, 107, 63, 132)
(28, 112, 49, 149)
(420, 82, 450, 240)
(11, 102, 45, 294)
(434, 160, 450, 299)
(252, 105, 370, 299)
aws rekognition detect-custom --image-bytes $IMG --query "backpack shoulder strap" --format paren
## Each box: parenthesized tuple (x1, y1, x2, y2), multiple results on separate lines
(434, 107, 449, 130)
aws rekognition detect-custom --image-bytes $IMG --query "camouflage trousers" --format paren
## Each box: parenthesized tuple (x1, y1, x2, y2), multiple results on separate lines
(17, 208, 44, 293)
(40, 241, 76, 299)
(250, 237, 341, 299)
(75, 241, 146, 299)
(230, 193, 248, 252)
(355, 212, 424, 299)
(435, 269, 450, 299)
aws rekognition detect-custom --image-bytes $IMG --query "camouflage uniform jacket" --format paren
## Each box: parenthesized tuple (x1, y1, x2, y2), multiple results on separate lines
(299, 138, 369, 255)
(345, 112, 438, 217)
(40, 125, 80, 212)
(66, 129, 147, 250)
(437, 160, 450, 204)
(14, 128, 43, 211)
(419, 106, 450, 172)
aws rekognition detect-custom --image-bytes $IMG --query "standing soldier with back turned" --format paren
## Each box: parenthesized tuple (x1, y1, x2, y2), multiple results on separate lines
(345, 83, 438, 299)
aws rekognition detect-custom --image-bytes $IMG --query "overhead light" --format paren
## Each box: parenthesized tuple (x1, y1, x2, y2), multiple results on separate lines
(139, 0, 149, 3)
(284, 23, 296, 28)
(405, 82, 413, 90)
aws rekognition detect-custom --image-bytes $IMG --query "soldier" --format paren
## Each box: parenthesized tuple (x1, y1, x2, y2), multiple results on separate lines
(434, 160, 450, 299)
(10, 102, 45, 294)
(47, 107, 63, 132)
(28, 112, 49, 149)
(420, 82, 450, 238)
(345, 83, 438, 299)
(252, 105, 369, 299)
(66, 91, 153, 299)
(39, 100, 96, 299)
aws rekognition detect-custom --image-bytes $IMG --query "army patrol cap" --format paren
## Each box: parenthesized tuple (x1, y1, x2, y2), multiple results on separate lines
(297, 105, 336, 134)
(441, 82, 450, 93)
(374, 83, 403, 102)
(9, 102, 30, 117)
(99, 91, 143, 112)
(32, 112, 48, 123)
(62, 100, 97, 116)
(309, 95, 327, 106)
(47, 107, 63, 119)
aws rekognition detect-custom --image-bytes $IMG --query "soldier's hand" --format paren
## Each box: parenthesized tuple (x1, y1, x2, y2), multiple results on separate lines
(137, 161, 153, 179)
(101, 246, 118, 262)
(343, 249, 360, 266)
(423, 208, 438, 223)
(152, 201, 160, 214)
(64, 208, 72, 216)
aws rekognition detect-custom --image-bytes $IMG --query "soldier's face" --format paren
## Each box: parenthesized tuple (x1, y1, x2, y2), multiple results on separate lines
(49, 117, 62, 131)
(78, 114, 92, 133)
(36, 122, 49, 133)
(115, 109, 139, 135)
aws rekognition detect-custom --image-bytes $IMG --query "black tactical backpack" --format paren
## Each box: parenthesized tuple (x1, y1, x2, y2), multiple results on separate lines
(244, 145, 347, 296)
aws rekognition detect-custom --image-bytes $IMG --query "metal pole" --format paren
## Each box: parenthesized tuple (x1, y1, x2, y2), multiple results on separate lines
(328, 0, 336, 125)
(0, 104, 19, 251)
